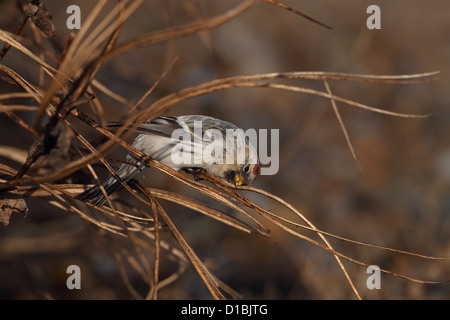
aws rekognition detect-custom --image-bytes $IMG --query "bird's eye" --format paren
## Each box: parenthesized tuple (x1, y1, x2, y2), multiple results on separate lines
(244, 165, 250, 173)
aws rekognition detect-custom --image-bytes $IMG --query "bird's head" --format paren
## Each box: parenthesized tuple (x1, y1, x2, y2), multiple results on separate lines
(224, 162, 260, 187)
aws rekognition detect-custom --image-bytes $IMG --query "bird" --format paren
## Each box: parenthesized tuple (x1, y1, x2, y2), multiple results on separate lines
(76, 115, 260, 206)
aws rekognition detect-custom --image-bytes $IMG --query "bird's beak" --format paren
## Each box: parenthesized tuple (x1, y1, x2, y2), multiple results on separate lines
(234, 173, 244, 187)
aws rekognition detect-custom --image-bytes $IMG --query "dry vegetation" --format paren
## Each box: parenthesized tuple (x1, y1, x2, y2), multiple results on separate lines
(0, 0, 449, 299)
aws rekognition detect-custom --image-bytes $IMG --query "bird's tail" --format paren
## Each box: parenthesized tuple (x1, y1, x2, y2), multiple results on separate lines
(76, 161, 143, 207)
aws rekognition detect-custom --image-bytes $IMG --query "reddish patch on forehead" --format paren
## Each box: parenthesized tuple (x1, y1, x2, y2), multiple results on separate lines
(253, 164, 259, 175)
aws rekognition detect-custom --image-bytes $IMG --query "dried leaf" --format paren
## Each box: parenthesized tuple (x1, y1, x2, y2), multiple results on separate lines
(0, 195, 28, 226)
(24, 0, 56, 38)
(33, 122, 75, 175)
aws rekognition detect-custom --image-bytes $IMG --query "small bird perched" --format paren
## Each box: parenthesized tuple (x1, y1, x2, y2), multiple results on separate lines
(76, 115, 260, 206)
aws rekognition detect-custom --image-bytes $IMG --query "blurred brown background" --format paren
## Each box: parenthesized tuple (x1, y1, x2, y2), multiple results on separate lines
(0, 0, 449, 299)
